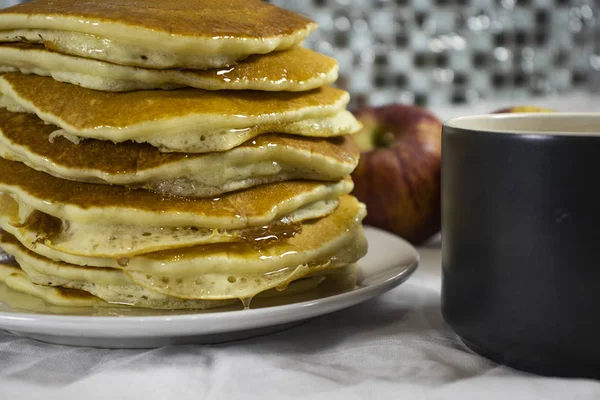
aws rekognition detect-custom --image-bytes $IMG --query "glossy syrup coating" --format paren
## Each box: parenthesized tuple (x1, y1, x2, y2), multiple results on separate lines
(186, 47, 337, 89)
(0, 0, 315, 39)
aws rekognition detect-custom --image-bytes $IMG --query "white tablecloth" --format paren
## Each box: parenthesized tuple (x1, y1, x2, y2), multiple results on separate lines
(2, 243, 600, 399)
(2, 95, 600, 399)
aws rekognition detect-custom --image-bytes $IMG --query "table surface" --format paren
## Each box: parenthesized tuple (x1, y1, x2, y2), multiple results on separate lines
(2, 94, 600, 399)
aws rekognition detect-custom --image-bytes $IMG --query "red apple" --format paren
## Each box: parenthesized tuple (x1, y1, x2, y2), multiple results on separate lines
(351, 104, 442, 245)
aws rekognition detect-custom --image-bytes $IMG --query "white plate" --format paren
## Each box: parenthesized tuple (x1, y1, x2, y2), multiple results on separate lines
(0, 226, 418, 348)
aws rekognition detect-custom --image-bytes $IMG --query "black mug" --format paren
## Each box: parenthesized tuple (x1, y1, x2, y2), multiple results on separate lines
(442, 113, 600, 378)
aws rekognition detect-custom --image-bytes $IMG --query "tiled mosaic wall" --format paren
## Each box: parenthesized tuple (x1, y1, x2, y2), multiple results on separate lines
(269, 0, 600, 107)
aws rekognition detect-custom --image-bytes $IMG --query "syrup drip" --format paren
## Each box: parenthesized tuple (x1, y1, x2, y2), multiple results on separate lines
(117, 257, 130, 267)
(240, 296, 253, 310)
(275, 281, 290, 292)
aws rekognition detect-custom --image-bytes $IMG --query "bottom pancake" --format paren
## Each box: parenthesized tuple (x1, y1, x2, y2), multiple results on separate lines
(0, 249, 238, 310)
(0, 260, 356, 314)
(0, 261, 105, 308)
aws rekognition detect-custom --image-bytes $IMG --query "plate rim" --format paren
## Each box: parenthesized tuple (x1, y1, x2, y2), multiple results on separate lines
(0, 226, 419, 337)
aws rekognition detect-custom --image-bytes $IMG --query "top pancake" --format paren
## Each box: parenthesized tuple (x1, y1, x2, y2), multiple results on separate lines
(0, 0, 316, 69)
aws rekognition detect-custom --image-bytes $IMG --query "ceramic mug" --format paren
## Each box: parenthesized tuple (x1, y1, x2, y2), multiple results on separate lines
(442, 113, 600, 378)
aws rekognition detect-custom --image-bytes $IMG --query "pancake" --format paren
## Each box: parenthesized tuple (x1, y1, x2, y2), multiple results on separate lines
(0, 73, 360, 153)
(0, 195, 367, 301)
(0, 257, 353, 313)
(0, 194, 339, 259)
(0, 278, 108, 315)
(0, 261, 104, 307)
(125, 195, 367, 300)
(0, 158, 353, 228)
(0, 0, 316, 69)
(0, 44, 338, 92)
(0, 231, 237, 310)
(0, 110, 359, 197)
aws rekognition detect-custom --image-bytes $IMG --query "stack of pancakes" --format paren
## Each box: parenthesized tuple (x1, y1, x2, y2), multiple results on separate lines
(0, 0, 367, 311)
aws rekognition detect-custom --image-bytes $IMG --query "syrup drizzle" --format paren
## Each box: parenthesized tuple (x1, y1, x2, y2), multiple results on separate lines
(240, 296, 253, 310)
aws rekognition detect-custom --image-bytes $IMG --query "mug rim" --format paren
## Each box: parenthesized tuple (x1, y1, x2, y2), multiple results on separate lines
(444, 112, 600, 137)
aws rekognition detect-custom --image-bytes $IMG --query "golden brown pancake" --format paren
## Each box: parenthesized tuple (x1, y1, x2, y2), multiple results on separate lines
(0, 260, 105, 307)
(0, 0, 316, 69)
(0, 195, 367, 302)
(0, 109, 359, 197)
(121, 195, 367, 300)
(0, 231, 237, 310)
(0, 258, 353, 313)
(0, 44, 338, 92)
(0, 73, 360, 152)
(0, 193, 338, 259)
(0, 157, 353, 228)
(126, 195, 366, 274)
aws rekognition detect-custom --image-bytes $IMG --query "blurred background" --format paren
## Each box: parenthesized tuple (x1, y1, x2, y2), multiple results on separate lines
(1, 0, 598, 109)
(268, 0, 599, 108)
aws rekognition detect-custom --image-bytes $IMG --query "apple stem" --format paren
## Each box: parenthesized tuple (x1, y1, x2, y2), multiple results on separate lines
(375, 130, 396, 148)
